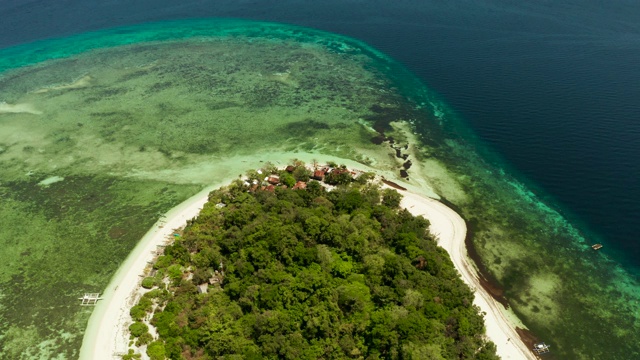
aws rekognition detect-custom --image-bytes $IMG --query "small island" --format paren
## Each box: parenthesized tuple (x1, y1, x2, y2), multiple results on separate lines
(101, 161, 529, 360)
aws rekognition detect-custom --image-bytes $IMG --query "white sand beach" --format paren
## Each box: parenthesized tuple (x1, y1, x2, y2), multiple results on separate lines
(81, 168, 535, 360)
(395, 188, 536, 360)
(79, 186, 218, 360)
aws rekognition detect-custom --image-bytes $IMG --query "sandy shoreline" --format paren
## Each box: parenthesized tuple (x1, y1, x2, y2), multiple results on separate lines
(396, 188, 536, 360)
(79, 185, 220, 360)
(81, 172, 535, 360)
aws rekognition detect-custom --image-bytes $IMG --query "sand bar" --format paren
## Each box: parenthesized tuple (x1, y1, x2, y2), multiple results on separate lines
(0, 101, 42, 114)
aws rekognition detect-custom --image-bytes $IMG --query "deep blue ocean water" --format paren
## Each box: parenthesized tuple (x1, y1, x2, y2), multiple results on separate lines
(2, 0, 639, 301)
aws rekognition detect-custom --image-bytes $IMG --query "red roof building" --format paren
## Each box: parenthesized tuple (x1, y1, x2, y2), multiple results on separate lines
(293, 181, 307, 190)
(312, 169, 326, 180)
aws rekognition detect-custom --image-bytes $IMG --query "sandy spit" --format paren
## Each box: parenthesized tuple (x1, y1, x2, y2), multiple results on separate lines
(395, 188, 536, 360)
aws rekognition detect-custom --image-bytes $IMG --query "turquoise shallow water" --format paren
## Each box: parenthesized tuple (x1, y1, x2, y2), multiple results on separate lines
(0, 19, 393, 73)
(0, 19, 429, 359)
(0, 19, 639, 359)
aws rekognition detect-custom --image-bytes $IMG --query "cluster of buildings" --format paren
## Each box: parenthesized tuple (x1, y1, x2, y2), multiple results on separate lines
(243, 163, 364, 192)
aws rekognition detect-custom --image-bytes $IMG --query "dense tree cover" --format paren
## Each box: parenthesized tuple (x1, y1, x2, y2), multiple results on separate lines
(131, 176, 497, 359)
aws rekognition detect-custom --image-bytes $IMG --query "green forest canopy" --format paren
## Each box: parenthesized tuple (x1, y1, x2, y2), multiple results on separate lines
(127, 164, 498, 360)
